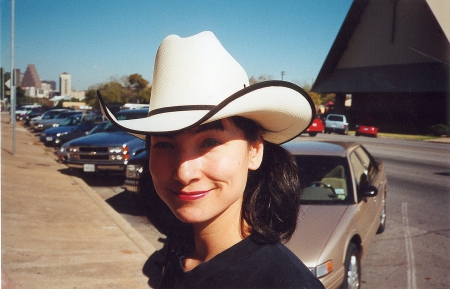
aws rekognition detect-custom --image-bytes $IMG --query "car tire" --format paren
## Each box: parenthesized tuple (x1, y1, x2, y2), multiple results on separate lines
(340, 243, 361, 289)
(376, 198, 386, 234)
(308, 132, 317, 137)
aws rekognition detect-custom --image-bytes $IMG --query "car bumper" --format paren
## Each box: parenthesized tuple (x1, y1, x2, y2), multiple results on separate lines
(123, 178, 140, 193)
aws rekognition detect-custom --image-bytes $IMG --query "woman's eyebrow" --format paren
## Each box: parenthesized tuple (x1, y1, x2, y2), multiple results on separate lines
(193, 120, 225, 134)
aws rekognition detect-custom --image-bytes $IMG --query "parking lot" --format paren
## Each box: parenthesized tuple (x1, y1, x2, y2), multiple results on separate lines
(3, 116, 450, 288)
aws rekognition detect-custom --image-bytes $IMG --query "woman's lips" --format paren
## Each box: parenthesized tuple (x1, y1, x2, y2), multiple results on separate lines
(175, 190, 211, 201)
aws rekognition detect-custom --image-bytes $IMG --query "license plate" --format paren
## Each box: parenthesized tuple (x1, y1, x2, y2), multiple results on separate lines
(83, 164, 95, 172)
(332, 124, 337, 127)
(46, 137, 53, 141)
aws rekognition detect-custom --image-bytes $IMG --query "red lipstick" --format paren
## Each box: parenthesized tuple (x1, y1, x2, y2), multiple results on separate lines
(176, 190, 210, 201)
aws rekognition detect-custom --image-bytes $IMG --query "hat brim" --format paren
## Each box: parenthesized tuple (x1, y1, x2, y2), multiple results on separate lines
(98, 80, 315, 144)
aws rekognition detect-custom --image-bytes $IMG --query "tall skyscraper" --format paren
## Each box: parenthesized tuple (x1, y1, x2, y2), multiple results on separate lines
(21, 64, 42, 89)
(59, 72, 71, 96)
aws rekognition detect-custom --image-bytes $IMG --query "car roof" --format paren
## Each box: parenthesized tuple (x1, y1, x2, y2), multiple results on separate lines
(282, 141, 359, 157)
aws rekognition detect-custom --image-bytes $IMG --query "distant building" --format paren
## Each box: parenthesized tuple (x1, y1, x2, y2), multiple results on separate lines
(21, 64, 42, 89)
(59, 72, 71, 96)
(71, 90, 86, 101)
(312, 0, 449, 134)
(41, 80, 56, 90)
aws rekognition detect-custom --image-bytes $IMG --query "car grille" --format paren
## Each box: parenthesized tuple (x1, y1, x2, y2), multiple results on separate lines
(74, 146, 110, 161)
(79, 154, 109, 160)
(79, 147, 108, 153)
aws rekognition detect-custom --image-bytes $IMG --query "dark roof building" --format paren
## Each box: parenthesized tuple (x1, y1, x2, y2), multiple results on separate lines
(312, 0, 449, 134)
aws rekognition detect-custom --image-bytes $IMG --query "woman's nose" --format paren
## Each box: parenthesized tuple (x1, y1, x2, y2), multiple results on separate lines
(173, 151, 201, 185)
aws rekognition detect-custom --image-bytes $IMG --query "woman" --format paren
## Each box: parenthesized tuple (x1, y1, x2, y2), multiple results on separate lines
(98, 31, 324, 289)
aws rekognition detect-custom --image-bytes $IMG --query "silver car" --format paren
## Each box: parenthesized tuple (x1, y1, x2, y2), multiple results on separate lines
(284, 141, 387, 289)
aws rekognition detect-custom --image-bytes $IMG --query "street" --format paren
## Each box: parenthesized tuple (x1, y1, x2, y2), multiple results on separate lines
(75, 133, 450, 288)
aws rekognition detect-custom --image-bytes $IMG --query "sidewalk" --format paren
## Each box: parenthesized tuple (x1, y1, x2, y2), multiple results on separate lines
(1, 114, 156, 289)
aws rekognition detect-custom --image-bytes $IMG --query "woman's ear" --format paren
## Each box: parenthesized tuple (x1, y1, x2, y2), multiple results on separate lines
(248, 140, 264, 170)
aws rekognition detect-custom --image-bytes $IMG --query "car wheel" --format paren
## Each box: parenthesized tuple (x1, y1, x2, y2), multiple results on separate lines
(308, 132, 317, 137)
(376, 198, 386, 234)
(341, 243, 361, 289)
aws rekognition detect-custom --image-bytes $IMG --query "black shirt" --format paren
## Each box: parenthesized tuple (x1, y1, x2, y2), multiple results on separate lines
(155, 237, 324, 289)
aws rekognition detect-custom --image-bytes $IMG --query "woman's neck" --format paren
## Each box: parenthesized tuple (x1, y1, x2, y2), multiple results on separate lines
(183, 198, 247, 271)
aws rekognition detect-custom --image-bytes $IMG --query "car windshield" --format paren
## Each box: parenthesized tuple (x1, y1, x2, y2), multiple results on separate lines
(41, 111, 62, 119)
(294, 155, 353, 204)
(328, 115, 343, 121)
(55, 111, 78, 119)
(59, 115, 82, 126)
(88, 121, 121, 134)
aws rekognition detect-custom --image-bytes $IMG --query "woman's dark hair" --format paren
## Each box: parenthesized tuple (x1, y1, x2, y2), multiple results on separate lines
(138, 116, 301, 253)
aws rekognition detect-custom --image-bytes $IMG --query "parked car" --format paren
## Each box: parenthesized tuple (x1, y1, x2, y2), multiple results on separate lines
(20, 106, 50, 125)
(324, 114, 349, 135)
(64, 109, 148, 175)
(34, 110, 86, 132)
(15, 104, 41, 120)
(39, 114, 98, 146)
(355, 125, 378, 137)
(29, 109, 69, 130)
(283, 141, 387, 289)
(306, 117, 325, 136)
(55, 121, 109, 163)
(123, 148, 147, 193)
(53, 120, 105, 148)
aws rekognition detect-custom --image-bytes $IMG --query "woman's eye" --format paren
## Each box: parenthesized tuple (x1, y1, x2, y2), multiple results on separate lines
(201, 138, 221, 148)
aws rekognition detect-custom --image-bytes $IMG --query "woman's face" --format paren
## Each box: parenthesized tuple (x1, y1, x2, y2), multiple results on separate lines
(149, 118, 263, 226)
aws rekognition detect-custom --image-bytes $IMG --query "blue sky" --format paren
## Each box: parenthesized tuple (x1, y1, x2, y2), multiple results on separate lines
(1, 0, 352, 91)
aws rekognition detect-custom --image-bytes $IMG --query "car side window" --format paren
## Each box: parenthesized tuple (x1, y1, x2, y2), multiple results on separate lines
(350, 152, 366, 188)
(354, 147, 378, 181)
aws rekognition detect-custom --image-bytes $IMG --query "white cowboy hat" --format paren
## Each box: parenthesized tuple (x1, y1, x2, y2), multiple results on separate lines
(97, 31, 314, 144)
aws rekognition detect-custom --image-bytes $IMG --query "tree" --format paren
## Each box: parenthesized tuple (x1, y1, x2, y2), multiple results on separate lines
(249, 74, 274, 85)
(84, 74, 151, 109)
(85, 80, 123, 109)
(126, 73, 150, 104)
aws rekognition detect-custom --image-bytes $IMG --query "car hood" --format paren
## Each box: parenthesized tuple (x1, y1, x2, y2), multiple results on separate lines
(67, 132, 142, 146)
(43, 125, 77, 134)
(286, 205, 349, 266)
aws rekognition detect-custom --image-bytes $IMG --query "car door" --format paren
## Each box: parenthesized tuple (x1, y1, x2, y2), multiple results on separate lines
(349, 147, 379, 248)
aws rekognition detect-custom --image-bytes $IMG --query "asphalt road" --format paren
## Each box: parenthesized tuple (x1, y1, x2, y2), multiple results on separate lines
(84, 133, 450, 289)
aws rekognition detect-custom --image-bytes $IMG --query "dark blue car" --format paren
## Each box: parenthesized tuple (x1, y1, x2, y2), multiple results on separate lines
(64, 109, 148, 175)
(39, 114, 84, 146)
(53, 120, 105, 147)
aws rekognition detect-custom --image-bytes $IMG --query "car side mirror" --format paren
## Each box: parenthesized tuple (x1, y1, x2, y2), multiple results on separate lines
(359, 185, 378, 197)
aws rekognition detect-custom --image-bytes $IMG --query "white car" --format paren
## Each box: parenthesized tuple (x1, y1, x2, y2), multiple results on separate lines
(325, 114, 349, 135)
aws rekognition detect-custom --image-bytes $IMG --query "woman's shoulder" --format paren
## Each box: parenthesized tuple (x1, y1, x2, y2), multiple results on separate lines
(251, 240, 325, 288)
(156, 237, 324, 289)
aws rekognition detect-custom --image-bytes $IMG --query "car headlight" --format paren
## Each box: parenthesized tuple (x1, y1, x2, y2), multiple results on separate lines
(37, 124, 43, 128)
(309, 260, 333, 278)
(109, 145, 130, 160)
(52, 124, 59, 127)
(126, 164, 144, 179)
(68, 147, 79, 153)
(109, 146, 123, 154)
